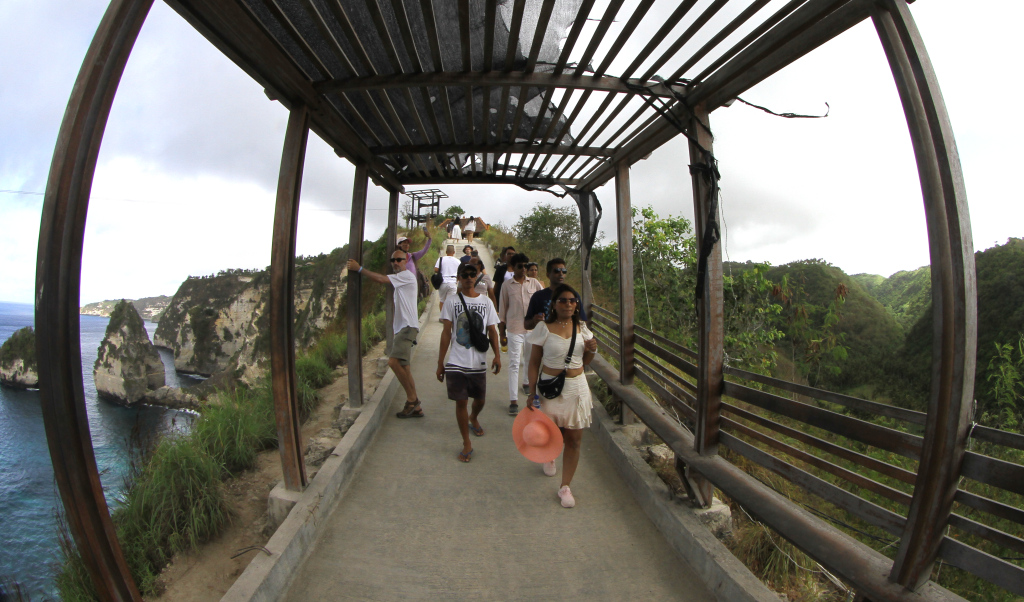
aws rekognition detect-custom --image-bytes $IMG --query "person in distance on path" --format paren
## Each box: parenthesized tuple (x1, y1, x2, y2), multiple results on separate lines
(525, 258, 589, 331)
(435, 244, 461, 314)
(468, 256, 496, 307)
(460, 244, 474, 264)
(498, 253, 543, 415)
(437, 262, 501, 462)
(464, 215, 477, 243)
(525, 284, 598, 507)
(347, 252, 424, 418)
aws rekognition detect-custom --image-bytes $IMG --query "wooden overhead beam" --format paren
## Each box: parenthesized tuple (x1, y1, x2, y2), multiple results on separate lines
(396, 175, 584, 187)
(370, 143, 613, 157)
(577, 99, 695, 192)
(315, 72, 680, 98)
(688, 0, 874, 110)
(164, 0, 403, 191)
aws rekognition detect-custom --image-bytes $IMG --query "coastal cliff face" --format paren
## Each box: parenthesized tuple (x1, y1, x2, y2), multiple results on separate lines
(81, 296, 171, 320)
(154, 251, 347, 382)
(0, 327, 38, 389)
(94, 300, 165, 404)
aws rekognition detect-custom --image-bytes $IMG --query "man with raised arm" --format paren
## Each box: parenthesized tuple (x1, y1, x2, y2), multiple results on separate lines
(398, 225, 431, 298)
(347, 251, 424, 418)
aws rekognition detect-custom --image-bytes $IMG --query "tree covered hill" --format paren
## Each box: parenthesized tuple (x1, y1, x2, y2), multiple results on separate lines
(857, 266, 931, 332)
(883, 238, 1024, 414)
(765, 260, 903, 390)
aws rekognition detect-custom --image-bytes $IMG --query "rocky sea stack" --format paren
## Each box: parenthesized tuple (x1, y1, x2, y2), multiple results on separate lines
(93, 300, 165, 404)
(0, 326, 39, 388)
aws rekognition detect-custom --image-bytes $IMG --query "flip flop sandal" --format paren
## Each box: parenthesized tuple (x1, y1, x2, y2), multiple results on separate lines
(458, 449, 474, 462)
(469, 423, 484, 437)
(396, 400, 424, 419)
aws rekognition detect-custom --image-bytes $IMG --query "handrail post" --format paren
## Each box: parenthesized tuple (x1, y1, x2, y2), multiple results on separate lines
(685, 104, 722, 508)
(384, 188, 399, 355)
(347, 165, 369, 407)
(872, 0, 976, 590)
(35, 0, 153, 598)
(615, 162, 636, 424)
(689, 104, 724, 459)
(270, 105, 310, 492)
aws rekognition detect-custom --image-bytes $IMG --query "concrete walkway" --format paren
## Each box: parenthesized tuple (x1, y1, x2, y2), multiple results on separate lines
(282, 244, 713, 601)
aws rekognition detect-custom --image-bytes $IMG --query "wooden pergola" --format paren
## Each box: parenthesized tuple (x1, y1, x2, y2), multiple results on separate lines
(37, 0, 1011, 600)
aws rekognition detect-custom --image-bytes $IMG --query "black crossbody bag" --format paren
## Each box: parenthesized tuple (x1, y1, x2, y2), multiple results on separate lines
(537, 321, 576, 399)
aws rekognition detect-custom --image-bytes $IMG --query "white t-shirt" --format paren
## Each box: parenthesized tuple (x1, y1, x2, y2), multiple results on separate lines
(387, 270, 418, 333)
(437, 255, 461, 283)
(440, 292, 499, 371)
(464, 219, 476, 232)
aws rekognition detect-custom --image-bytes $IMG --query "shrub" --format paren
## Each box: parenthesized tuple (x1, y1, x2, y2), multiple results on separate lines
(192, 387, 276, 474)
(295, 351, 332, 388)
(318, 332, 347, 368)
(113, 436, 228, 595)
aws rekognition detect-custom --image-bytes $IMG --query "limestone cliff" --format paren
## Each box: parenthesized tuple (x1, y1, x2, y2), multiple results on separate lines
(154, 251, 347, 382)
(93, 300, 165, 404)
(81, 296, 171, 321)
(0, 327, 39, 389)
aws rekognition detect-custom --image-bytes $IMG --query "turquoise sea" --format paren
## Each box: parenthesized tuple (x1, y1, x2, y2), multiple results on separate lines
(0, 301, 198, 599)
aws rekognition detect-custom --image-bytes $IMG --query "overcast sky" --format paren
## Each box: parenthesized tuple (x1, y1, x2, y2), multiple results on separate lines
(2, 0, 1021, 305)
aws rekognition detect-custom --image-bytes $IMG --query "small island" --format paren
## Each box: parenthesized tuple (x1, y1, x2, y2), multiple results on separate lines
(93, 300, 165, 405)
(0, 326, 38, 389)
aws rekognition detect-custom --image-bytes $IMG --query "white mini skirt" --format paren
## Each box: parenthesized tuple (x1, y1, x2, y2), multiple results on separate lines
(539, 373, 593, 430)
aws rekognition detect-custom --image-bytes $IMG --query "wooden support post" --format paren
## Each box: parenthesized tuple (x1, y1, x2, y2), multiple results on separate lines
(34, 0, 154, 599)
(384, 188, 400, 355)
(270, 106, 310, 492)
(872, 0, 977, 590)
(689, 105, 724, 461)
(615, 162, 635, 385)
(347, 165, 369, 407)
(615, 163, 636, 425)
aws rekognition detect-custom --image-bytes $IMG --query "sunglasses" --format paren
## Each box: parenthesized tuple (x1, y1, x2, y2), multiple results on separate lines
(555, 297, 578, 304)
(551, 267, 568, 274)
(460, 271, 479, 279)
(389, 257, 406, 262)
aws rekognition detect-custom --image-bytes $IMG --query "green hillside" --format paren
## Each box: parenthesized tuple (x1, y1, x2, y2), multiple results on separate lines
(871, 266, 932, 331)
(883, 238, 1024, 414)
(766, 260, 903, 390)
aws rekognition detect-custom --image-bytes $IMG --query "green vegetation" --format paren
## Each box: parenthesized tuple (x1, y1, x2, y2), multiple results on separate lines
(505, 204, 1024, 600)
(0, 326, 35, 371)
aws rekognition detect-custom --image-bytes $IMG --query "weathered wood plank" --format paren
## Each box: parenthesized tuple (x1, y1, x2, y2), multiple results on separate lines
(271, 106, 310, 492)
(35, 0, 154, 598)
(347, 166, 369, 407)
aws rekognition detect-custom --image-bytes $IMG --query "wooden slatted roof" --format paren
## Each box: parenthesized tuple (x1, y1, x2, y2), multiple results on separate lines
(165, 0, 877, 193)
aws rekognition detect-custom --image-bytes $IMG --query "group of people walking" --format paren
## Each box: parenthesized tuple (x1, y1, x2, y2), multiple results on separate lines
(346, 232, 597, 509)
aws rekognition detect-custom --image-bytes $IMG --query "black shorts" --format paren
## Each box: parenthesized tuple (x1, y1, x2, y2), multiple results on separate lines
(445, 368, 487, 401)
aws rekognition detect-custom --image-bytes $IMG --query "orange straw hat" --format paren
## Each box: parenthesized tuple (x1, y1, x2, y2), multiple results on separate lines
(512, 407, 563, 463)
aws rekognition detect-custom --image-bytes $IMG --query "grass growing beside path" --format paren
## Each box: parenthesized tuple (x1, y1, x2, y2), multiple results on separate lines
(53, 313, 392, 599)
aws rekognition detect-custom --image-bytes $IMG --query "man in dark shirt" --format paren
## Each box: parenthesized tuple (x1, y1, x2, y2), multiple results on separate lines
(492, 246, 516, 310)
(524, 257, 588, 330)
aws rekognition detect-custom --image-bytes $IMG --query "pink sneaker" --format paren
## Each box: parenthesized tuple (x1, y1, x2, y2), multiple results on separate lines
(543, 461, 557, 477)
(558, 485, 575, 508)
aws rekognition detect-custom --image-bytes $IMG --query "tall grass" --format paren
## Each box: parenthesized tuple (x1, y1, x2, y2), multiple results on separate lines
(191, 385, 276, 474)
(0, 577, 31, 602)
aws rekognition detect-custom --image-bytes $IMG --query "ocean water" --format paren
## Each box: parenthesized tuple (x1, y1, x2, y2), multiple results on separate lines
(0, 301, 199, 598)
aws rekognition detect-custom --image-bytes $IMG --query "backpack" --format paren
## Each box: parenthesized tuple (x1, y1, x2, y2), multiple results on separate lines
(458, 293, 490, 352)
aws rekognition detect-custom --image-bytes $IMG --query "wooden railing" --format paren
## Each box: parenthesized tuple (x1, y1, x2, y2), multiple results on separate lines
(588, 304, 1024, 599)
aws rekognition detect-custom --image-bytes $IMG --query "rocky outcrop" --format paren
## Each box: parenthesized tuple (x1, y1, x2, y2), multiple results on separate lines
(93, 300, 165, 404)
(0, 327, 39, 389)
(154, 251, 348, 383)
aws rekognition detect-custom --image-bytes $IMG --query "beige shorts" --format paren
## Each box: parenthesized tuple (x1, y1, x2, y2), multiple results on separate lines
(390, 326, 418, 366)
(438, 281, 458, 305)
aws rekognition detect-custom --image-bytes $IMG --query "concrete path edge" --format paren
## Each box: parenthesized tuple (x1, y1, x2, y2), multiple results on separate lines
(221, 295, 436, 602)
(589, 400, 781, 602)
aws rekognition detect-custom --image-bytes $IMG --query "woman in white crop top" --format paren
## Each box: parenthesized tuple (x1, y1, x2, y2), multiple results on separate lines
(525, 284, 598, 508)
